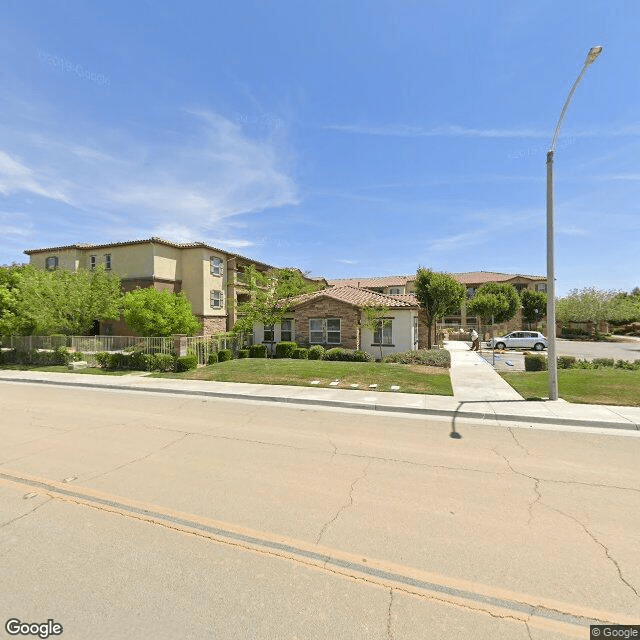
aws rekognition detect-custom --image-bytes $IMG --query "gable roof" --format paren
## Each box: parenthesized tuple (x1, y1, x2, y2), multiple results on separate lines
(287, 285, 418, 310)
(451, 271, 546, 285)
(24, 237, 276, 270)
(327, 275, 414, 288)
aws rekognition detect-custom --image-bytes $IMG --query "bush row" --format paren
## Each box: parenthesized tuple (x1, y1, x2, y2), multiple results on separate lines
(525, 354, 640, 372)
(383, 349, 451, 368)
(95, 352, 197, 372)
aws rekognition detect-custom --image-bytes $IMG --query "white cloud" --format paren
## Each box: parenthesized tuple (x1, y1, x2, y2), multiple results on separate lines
(336, 258, 358, 265)
(0, 109, 299, 244)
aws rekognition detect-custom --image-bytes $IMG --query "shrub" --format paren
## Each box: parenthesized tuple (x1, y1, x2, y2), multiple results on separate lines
(128, 351, 148, 370)
(592, 358, 614, 368)
(207, 352, 219, 365)
(249, 344, 268, 358)
(383, 349, 451, 368)
(352, 350, 372, 362)
(307, 345, 325, 360)
(53, 346, 73, 366)
(557, 355, 577, 369)
(525, 354, 547, 371)
(573, 359, 596, 370)
(217, 349, 234, 362)
(151, 353, 175, 372)
(238, 349, 250, 359)
(292, 347, 309, 359)
(95, 352, 110, 368)
(275, 341, 297, 359)
(614, 359, 640, 370)
(324, 348, 349, 361)
(175, 354, 198, 372)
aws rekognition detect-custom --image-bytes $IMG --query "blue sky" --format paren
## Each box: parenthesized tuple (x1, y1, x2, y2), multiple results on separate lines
(1, 1, 639, 295)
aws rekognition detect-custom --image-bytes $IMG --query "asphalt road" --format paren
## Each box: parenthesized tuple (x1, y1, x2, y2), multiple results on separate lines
(1, 382, 639, 639)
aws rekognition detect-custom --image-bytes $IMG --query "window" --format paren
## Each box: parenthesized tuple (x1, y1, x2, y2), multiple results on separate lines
(309, 318, 324, 344)
(326, 318, 341, 344)
(45, 256, 58, 270)
(467, 287, 475, 299)
(210, 290, 224, 309)
(90, 255, 96, 270)
(387, 287, 402, 295)
(281, 319, 293, 342)
(263, 324, 274, 342)
(514, 283, 527, 292)
(104, 254, 112, 270)
(210, 256, 224, 276)
(309, 318, 340, 344)
(373, 319, 393, 345)
(536, 283, 547, 292)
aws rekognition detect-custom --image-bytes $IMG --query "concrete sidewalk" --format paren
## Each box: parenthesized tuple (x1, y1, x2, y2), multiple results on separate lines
(1, 360, 639, 432)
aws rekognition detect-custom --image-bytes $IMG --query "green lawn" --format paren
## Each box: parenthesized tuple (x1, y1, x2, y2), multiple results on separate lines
(501, 369, 640, 406)
(0, 364, 131, 375)
(153, 358, 453, 395)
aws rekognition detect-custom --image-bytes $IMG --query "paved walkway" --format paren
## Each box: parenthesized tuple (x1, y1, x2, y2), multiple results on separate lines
(0, 343, 639, 431)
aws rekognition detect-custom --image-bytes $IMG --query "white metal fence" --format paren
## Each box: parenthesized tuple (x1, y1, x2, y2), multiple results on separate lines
(0, 335, 173, 354)
(185, 333, 250, 365)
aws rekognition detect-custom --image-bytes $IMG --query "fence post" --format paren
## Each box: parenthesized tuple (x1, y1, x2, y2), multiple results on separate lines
(173, 334, 187, 357)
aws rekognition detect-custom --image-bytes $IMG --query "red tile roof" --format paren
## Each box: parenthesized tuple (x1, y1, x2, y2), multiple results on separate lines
(287, 286, 418, 310)
(450, 271, 546, 285)
(327, 275, 414, 287)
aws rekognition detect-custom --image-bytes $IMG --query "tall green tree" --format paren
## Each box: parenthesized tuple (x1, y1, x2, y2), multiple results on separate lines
(556, 287, 640, 324)
(466, 282, 520, 328)
(122, 288, 201, 336)
(414, 269, 466, 349)
(0, 264, 122, 335)
(233, 266, 324, 339)
(520, 289, 547, 327)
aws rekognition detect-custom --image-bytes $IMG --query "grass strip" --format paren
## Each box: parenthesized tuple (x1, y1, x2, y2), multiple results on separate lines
(501, 368, 640, 406)
(153, 358, 453, 395)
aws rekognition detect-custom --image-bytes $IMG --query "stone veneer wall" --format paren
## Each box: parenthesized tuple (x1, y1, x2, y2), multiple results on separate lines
(292, 298, 360, 350)
(199, 316, 228, 336)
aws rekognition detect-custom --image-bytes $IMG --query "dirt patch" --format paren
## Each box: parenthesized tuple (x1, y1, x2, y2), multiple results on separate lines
(406, 365, 449, 375)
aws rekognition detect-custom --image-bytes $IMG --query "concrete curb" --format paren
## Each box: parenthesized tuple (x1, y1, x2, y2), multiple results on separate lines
(2, 375, 638, 432)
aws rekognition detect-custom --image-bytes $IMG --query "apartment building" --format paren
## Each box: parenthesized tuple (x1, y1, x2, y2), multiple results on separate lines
(24, 237, 278, 336)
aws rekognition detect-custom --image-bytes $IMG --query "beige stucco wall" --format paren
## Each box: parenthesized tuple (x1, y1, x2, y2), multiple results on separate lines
(29, 248, 80, 272)
(152, 244, 182, 281)
(360, 309, 416, 358)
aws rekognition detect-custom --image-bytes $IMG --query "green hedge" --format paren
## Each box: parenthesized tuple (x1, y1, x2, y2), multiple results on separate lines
(175, 355, 198, 372)
(207, 352, 219, 364)
(307, 345, 325, 360)
(558, 355, 577, 369)
(217, 349, 234, 362)
(292, 347, 309, 359)
(238, 349, 250, 359)
(275, 341, 297, 358)
(525, 354, 547, 371)
(249, 344, 268, 358)
(0, 347, 75, 366)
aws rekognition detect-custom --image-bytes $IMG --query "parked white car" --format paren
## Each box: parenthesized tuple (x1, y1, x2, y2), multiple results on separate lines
(489, 331, 548, 351)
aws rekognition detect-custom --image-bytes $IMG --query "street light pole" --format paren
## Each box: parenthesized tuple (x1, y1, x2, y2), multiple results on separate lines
(546, 46, 602, 401)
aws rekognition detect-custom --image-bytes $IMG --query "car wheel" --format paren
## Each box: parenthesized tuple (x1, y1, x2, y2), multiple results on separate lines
(495, 342, 506, 350)
(533, 342, 544, 351)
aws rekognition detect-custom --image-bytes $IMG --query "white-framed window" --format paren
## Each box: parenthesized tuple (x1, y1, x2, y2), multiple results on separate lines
(263, 324, 275, 342)
(210, 290, 224, 309)
(210, 256, 224, 276)
(326, 318, 341, 344)
(373, 319, 393, 345)
(309, 318, 324, 344)
(309, 318, 341, 344)
(104, 254, 112, 270)
(281, 319, 293, 342)
(387, 287, 402, 295)
(45, 256, 58, 270)
(536, 283, 547, 292)
(90, 255, 96, 270)
(467, 287, 475, 299)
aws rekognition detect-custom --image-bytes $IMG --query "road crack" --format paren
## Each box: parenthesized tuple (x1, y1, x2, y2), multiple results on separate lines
(547, 504, 640, 600)
(386, 588, 394, 639)
(508, 427, 531, 456)
(0, 497, 53, 530)
(316, 460, 372, 544)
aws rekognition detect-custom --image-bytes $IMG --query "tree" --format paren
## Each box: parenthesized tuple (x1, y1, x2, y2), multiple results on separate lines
(414, 269, 466, 349)
(0, 264, 122, 335)
(233, 266, 324, 343)
(556, 287, 640, 324)
(361, 304, 390, 361)
(466, 282, 520, 328)
(123, 288, 201, 336)
(520, 289, 547, 327)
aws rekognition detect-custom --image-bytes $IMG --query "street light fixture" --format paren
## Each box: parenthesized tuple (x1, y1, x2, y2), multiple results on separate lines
(546, 46, 602, 400)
